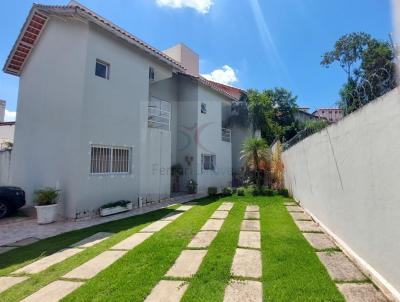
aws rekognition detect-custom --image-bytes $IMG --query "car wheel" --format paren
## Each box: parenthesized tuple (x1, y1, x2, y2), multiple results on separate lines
(0, 201, 9, 218)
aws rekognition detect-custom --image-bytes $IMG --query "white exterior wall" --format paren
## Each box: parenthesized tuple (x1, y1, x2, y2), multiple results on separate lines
(11, 17, 89, 217)
(0, 124, 15, 146)
(196, 86, 232, 192)
(0, 150, 12, 185)
(282, 87, 400, 300)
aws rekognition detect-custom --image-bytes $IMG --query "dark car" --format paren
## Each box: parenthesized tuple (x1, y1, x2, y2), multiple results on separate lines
(0, 186, 26, 218)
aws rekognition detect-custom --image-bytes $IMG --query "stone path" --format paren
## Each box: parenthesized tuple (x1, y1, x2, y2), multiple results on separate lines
(145, 202, 234, 302)
(287, 203, 388, 301)
(13, 207, 191, 301)
(224, 204, 262, 302)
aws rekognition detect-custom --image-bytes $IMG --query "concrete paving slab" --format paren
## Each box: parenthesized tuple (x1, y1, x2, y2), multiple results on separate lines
(0, 276, 29, 294)
(13, 248, 83, 274)
(218, 203, 234, 211)
(284, 202, 296, 206)
(70, 232, 113, 248)
(166, 250, 207, 278)
(231, 248, 262, 278)
(63, 250, 127, 280)
(294, 220, 322, 233)
(244, 212, 260, 220)
(317, 252, 366, 282)
(110, 232, 153, 250)
(176, 205, 193, 212)
(241, 220, 260, 231)
(161, 212, 184, 221)
(140, 220, 172, 233)
(8, 237, 39, 247)
(20, 280, 83, 302)
(201, 219, 224, 231)
(0, 246, 16, 254)
(211, 211, 229, 219)
(303, 233, 336, 250)
(285, 205, 303, 212)
(224, 280, 262, 302)
(246, 205, 259, 212)
(289, 212, 311, 221)
(145, 280, 188, 302)
(336, 283, 388, 302)
(188, 231, 218, 248)
(238, 231, 261, 249)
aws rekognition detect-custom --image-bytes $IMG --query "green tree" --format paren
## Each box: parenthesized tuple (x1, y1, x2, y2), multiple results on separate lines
(322, 32, 397, 114)
(240, 137, 270, 188)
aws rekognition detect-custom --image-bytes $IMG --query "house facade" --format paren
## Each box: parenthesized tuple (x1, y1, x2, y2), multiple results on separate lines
(4, 2, 248, 219)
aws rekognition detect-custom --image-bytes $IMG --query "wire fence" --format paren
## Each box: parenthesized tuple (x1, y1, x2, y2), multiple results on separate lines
(283, 128, 320, 151)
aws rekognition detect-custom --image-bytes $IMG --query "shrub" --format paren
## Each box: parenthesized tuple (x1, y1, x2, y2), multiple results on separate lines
(34, 187, 60, 206)
(278, 188, 289, 197)
(231, 187, 237, 194)
(265, 188, 274, 196)
(100, 200, 131, 210)
(222, 187, 232, 196)
(187, 179, 197, 194)
(208, 187, 218, 196)
(237, 188, 245, 196)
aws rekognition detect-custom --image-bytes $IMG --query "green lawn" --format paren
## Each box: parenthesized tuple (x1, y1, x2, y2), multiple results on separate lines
(0, 195, 344, 302)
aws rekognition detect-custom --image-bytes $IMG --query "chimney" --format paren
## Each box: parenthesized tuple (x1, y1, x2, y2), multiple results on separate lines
(0, 100, 5, 122)
(163, 44, 199, 76)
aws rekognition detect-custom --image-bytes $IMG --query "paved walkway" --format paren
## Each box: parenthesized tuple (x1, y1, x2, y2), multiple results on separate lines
(145, 202, 234, 302)
(5, 205, 195, 301)
(286, 203, 388, 302)
(0, 193, 206, 247)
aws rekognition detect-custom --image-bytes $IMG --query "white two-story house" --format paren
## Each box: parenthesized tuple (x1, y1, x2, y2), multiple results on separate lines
(3, 1, 248, 219)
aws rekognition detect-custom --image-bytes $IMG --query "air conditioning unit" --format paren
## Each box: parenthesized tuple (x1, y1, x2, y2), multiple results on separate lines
(149, 67, 155, 81)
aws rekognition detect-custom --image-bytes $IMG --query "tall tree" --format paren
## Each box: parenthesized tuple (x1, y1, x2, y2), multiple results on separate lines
(322, 32, 397, 114)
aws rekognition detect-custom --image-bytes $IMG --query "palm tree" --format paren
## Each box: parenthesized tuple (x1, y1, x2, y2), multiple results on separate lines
(240, 137, 270, 188)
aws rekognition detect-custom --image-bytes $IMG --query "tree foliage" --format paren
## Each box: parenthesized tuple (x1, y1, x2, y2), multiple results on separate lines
(322, 32, 397, 115)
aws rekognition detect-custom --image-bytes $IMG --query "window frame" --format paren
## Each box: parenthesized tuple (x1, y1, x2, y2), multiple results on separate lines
(90, 145, 131, 175)
(201, 154, 216, 172)
(95, 59, 110, 80)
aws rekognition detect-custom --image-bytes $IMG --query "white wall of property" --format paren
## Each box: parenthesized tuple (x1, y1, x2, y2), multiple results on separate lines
(282, 87, 400, 300)
(0, 124, 14, 147)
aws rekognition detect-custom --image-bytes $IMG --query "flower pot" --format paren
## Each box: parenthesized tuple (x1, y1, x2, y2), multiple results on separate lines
(35, 204, 58, 224)
(100, 202, 133, 217)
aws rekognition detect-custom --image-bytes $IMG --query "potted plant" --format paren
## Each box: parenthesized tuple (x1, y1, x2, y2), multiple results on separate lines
(34, 187, 60, 224)
(186, 179, 197, 194)
(100, 200, 133, 217)
(171, 164, 183, 193)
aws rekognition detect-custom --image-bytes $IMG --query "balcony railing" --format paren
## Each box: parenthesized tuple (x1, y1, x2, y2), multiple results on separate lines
(222, 128, 231, 142)
(148, 106, 170, 131)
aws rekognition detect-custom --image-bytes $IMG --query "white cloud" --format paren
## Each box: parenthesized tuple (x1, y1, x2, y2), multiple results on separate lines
(156, 0, 214, 14)
(4, 110, 16, 122)
(202, 65, 238, 85)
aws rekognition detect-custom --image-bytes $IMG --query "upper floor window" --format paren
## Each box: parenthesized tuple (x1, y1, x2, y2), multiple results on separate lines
(201, 103, 207, 114)
(90, 145, 131, 174)
(148, 97, 171, 131)
(95, 59, 110, 79)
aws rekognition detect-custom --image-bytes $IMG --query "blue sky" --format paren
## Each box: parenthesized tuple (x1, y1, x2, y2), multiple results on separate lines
(0, 0, 394, 120)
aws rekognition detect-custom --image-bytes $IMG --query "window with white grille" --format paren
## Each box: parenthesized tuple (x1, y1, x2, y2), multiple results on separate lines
(148, 97, 171, 131)
(202, 154, 216, 171)
(90, 145, 131, 174)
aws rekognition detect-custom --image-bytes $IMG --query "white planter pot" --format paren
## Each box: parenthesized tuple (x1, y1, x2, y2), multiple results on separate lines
(100, 202, 133, 217)
(35, 204, 58, 224)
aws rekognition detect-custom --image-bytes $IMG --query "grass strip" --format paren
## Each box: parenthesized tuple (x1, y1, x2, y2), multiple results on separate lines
(261, 196, 345, 301)
(180, 196, 245, 302)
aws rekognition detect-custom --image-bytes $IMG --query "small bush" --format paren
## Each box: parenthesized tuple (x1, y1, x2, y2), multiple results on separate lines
(207, 187, 218, 196)
(34, 187, 60, 206)
(237, 188, 245, 196)
(278, 188, 289, 197)
(265, 188, 274, 196)
(231, 187, 237, 194)
(100, 200, 131, 210)
(222, 187, 232, 196)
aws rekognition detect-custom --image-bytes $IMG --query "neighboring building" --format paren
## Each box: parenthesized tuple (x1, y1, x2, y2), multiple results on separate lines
(0, 122, 15, 150)
(0, 100, 5, 122)
(312, 108, 343, 123)
(3, 1, 248, 219)
(294, 107, 321, 123)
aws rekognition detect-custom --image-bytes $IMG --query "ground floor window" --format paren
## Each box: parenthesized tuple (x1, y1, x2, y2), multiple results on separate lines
(202, 154, 216, 171)
(90, 145, 131, 174)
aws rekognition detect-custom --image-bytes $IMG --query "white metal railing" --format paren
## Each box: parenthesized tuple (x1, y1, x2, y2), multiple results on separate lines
(148, 100, 171, 131)
(221, 128, 231, 142)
